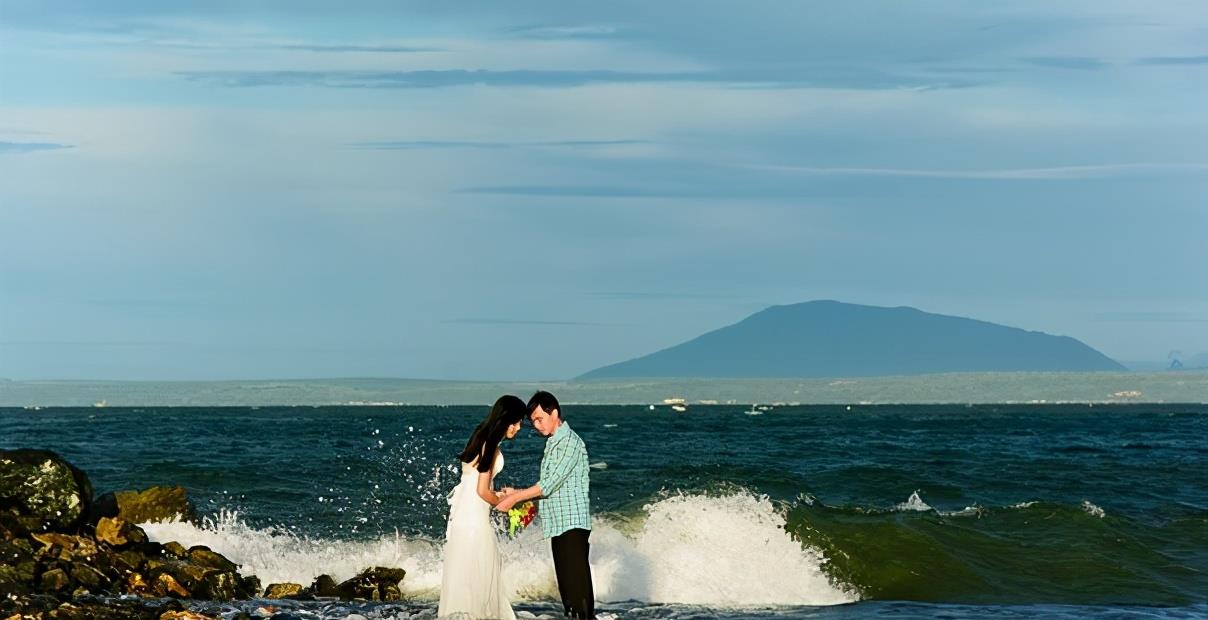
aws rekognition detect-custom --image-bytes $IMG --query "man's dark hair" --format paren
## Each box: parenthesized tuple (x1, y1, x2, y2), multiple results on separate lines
(527, 391, 562, 419)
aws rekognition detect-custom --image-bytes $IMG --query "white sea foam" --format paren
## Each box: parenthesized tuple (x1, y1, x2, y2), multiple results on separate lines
(894, 490, 933, 512)
(1081, 500, 1106, 518)
(141, 493, 855, 607)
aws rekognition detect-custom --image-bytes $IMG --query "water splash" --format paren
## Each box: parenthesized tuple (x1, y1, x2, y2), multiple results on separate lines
(894, 490, 933, 512)
(142, 492, 855, 607)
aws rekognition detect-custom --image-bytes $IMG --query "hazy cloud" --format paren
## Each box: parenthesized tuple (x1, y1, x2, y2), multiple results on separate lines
(350, 139, 648, 150)
(1024, 56, 1108, 70)
(1094, 312, 1208, 323)
(743, 162, 1208, 180)
(0, 141, 73, 153)
(1137, 55, 1208, 65)
(457, 185, 700, 198)
(443, 318, 609, 326)
(276, 43, 441, 53)
(505, 24, 633, 40)
(586, 291, 737, 301)
(175, 68, 975, 90)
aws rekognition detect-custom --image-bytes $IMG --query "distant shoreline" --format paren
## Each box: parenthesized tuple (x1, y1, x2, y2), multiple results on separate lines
(2, 371, 1206, 407)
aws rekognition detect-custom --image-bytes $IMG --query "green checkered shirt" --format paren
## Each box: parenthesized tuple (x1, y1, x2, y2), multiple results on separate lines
(537, 422, 591, 538)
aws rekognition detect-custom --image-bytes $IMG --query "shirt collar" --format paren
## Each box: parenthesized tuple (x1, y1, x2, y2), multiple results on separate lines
(550, 421, 571, 442)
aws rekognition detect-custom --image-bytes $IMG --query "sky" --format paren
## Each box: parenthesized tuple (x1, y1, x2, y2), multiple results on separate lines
(1, 1, 1206, 380)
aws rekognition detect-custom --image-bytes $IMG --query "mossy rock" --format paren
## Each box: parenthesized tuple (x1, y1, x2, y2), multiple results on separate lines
(0, 450, 93, 532)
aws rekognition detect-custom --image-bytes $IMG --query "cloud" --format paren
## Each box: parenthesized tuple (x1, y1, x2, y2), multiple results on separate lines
(443, 318, 608, 326)
(586, 291, 736, 301)
(742, 162, 1208, 180)
(1137, 55, 1208, 65)
(505, 24, 633, 40)
(1094, 312, 1208, 323)
(275, 43, 442, 53)
(0, 340, 175, 347)
(0, 141, 73, 153)
(175, 68, 976, 90)
(1024, 56, 1108, 70)
(353, 140, 512, 150)
(458, 161, 1208, 200)
(457, 185, 699, 198)
(349, 139, 649, 150)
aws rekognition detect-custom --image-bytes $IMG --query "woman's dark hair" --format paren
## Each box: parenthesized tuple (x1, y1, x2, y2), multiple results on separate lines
(459, 394, 527, 473)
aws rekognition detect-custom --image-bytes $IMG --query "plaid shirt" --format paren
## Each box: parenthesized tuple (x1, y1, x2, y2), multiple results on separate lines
(537, 422, 591, 538)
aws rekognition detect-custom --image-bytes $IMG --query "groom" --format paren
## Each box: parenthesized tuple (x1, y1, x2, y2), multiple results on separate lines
(496, 391, 594, 619)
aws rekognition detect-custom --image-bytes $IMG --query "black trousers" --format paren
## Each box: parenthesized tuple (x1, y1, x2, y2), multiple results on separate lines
(550, 528, 594, 619)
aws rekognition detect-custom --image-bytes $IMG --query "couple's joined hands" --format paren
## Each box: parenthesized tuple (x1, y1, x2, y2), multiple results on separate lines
(495, 487, 519, 512)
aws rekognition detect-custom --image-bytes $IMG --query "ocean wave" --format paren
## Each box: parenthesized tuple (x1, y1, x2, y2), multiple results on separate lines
(142, 492, 855, 607)
(139, 489, 1205, 608)
(784, 495, 1204, 606)
(893, 490, 933, 512)
(1080, 500, 1106, 518)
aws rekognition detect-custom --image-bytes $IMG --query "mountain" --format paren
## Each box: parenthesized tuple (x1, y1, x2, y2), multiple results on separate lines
(577, 300, 1125, 380)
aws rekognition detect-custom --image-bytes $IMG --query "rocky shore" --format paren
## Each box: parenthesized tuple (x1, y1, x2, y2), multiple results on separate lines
(1, 450, 408, 620)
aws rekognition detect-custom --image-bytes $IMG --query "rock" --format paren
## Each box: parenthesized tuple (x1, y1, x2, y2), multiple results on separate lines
(98, 486, 195, 524)
(0, 538, 36, 595)
(0, 450, 93, 531)
(160, 612, 218, 620)
(240, 574, 262, 599)
(126, 571, 154, 597)
(94, 516, 147, 547)
(0, 453, 264, 604)
(36, 567, 70, 592)
(334, 566, 407, 601)
(0, 508, 30, 541)
(163, 541, 188, 558)
(154, 572, 190, 598)
(30, 532, 99, 560)
(68, 562, 109, 591)
(115, 548, 147, 571)
(48, 601, 93, 620)
(134, 540, 166, 558)
(188, 546, 237, 572)
(264, 582, 304, 599)
(2, 594, 191, 620)
(196, 569, 240, 600)
(311, 573, 338, 597)
(145, 556, 168, 576)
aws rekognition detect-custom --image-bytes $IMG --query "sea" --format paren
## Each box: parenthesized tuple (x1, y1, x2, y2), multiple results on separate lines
(2, 404, 1206, 619)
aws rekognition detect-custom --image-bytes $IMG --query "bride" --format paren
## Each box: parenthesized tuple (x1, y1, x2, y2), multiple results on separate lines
(438, 394, 526, 620)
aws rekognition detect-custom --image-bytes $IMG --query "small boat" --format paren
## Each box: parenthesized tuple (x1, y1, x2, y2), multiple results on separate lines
(744, 404, 762, 415)
(671, 404, 688, 412)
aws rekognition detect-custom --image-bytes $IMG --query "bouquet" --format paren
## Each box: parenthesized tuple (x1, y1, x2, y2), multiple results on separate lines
(507, 501, 537, 537)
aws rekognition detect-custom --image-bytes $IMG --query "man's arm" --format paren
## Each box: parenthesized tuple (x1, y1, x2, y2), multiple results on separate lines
(536, 437, 579, 497)
(495, 483, 542, 513)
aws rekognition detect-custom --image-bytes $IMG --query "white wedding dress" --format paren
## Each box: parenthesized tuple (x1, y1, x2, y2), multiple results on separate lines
(438, 451, 516, 620)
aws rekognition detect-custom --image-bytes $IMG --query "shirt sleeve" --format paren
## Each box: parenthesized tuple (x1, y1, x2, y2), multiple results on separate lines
(538, 437, 579, 497)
